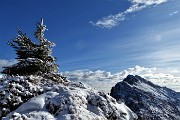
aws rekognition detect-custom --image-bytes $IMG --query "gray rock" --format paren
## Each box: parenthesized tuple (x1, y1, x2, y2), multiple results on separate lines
(110, 75, 180, 120)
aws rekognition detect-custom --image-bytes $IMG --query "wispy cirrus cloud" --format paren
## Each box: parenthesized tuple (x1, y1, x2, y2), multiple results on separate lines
(134, 44, 180, 69)
(90, 0, 168, 28)
(169, 10, 178, 16)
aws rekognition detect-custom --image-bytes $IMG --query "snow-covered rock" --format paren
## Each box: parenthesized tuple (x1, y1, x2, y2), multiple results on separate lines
(4, 80, 137, 120)
(110, 75, 180, 120)
(0, 76, 43, 118)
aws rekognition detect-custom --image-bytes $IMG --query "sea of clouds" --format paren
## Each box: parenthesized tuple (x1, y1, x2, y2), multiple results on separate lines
(63, 65, 180, 92)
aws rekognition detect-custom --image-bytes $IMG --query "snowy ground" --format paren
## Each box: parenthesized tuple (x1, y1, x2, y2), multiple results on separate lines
(1, 76, 137, 120)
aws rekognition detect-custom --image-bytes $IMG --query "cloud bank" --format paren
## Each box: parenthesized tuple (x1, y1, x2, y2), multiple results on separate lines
(0, 59, 17, 78)
(90, 0, 168, 28)
(63, 65, 180, 92)
(0, 59, 17, 71)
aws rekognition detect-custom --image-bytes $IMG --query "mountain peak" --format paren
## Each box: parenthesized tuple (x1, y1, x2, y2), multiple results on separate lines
(111, 75, 180, 120)
(123, 75, 140, 85)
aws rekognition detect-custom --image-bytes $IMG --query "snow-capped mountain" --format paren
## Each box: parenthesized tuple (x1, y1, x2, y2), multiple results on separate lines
(1, 76, 137, 120)
(110, 75, 180, 120)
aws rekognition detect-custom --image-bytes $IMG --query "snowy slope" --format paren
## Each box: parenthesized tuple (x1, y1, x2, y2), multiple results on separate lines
(1, 76, 137, 120)
(110, 75, 180, 120)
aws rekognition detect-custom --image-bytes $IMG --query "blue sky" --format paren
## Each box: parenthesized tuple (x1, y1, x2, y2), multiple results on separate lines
(0, 0, 180, 74)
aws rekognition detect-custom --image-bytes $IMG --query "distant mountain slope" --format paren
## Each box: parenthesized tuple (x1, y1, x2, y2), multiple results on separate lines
(1, 76, 137, 120)
(110, 75, 180, 120)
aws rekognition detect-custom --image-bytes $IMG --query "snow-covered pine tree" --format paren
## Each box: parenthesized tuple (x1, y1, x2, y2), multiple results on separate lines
(1, 29, 39, 76)
(1, 19, 65, 82)
(33, 19, 59, 77)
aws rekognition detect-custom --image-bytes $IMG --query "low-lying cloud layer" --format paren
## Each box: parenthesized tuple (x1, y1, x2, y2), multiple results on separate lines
(1, 59, 179, 92)
(0, 59, 17, 78)
(63, 65, 180, 92)
(90, 0, 168, 28)
(0, 59, 17, 71)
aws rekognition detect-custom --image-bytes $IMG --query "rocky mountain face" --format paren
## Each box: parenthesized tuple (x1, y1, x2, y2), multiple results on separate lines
(110, 75, 180, 120)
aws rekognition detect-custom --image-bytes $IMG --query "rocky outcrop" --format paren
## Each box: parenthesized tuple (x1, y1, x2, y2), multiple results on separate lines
(110, 75, 180, 120)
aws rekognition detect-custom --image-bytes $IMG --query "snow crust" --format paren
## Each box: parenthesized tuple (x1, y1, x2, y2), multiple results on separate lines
(2, 76, 137, 120)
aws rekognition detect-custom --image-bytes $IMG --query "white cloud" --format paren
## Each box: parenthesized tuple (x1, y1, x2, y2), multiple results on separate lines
(0, 59, 17, 71)
(63, 66, 160, 83)
(90, 0, 168, 28)
(63, 65, 180, 92)
(90, 13, 125, 29)
(124, 4, 146, 14)
(169, 10, 178, 16)
(131, 0, 167, 5)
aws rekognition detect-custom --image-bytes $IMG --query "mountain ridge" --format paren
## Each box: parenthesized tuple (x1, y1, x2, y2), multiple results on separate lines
(110, 75, 180, 120)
